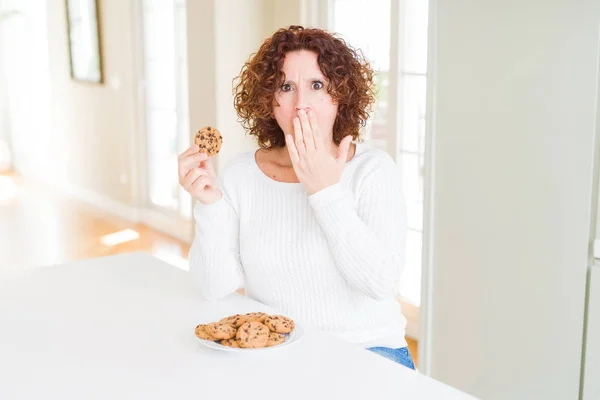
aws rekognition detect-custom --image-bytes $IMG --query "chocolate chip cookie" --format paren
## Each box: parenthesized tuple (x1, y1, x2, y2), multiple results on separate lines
(264, 315, 295, 334)
(236, 321, 270, 348)
(194, 126, 222, 156)
(266, 332, 285, 347)
(205, 322, 237, 340)
(244, 312, 269, 323)
(220, 338, 241, 348)
(219, 314, 250, 329)
(194, 324, 217, 341)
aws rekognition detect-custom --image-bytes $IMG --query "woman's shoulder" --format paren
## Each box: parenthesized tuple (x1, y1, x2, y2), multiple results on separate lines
(348, 142, 399, 179)
(346, 143, 404, 200)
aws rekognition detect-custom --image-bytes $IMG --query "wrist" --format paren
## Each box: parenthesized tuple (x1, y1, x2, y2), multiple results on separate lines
(307, 183, 346, 209)
(197, 189, 223, 205)
(306, 179, 339, 196)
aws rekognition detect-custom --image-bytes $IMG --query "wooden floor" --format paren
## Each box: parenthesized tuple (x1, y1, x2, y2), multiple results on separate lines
(0, 171, 418, 365)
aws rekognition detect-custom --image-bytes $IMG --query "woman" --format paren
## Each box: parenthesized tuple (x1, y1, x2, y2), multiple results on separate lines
(177, 26, 413, 369)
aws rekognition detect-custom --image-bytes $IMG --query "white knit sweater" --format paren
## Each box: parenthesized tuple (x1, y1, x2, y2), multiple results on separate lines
(189, 143, 408, 348)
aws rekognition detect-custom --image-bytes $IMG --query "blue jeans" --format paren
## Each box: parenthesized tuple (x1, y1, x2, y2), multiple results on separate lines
(367, 346, 416, 370)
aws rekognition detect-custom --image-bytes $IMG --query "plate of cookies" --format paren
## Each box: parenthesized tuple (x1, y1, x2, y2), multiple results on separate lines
(194, 312, 303, 352)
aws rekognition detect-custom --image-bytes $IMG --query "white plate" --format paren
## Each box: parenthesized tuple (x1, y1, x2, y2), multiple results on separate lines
(197, 323, 305, 352)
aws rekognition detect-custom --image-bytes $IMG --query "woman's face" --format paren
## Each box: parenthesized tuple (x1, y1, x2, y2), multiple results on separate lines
(273, 50, 338, 144)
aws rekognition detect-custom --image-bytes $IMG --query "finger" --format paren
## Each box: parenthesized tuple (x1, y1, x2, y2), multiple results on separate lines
(285, 133, 300, 165)
(307, 110, 321, 148)
(199, 156, 216, 177)
(182, 168, 209, 189)
(292, 117, 306, 157)
(179, 152, 208, 180)
(298, 109, 315, 151)
(182, 167, 209, 189)
(336, 135, 353, 165)
(190, 175, 213, 192)
(178, 144, 200, 161)
(180, 151, 207, 171)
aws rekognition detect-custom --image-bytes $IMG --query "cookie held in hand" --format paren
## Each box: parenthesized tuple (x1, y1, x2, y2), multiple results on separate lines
(194, 126, 222, 156)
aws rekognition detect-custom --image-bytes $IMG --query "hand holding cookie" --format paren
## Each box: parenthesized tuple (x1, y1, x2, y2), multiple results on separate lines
(177, 126, 223, 205)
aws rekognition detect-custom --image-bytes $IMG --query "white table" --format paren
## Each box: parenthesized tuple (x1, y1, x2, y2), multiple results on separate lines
(0, 252, 477, 399)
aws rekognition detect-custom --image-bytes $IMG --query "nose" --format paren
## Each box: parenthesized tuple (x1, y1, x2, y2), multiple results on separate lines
(294, 87, 311, 113)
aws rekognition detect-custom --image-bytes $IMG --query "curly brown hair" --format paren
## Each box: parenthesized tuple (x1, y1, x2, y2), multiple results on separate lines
(233, 25, 376, 149)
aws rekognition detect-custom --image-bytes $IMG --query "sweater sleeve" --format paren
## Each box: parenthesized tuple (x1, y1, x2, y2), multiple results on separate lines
(188, 188, 244, 302)
(307, 157, 407, 300)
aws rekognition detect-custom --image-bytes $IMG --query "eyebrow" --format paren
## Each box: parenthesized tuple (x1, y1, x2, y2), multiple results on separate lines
(282, 77, 325, 84)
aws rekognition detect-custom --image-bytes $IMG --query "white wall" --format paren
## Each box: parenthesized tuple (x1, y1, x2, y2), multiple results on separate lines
(272, 0, 303, 29)
(47, 0, 140, 206)
(214, 0, 272, 171)
(424, 1, 600, 399)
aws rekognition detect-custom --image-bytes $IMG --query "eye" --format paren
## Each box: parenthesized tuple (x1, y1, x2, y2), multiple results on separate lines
(281, 83, 293, 92)
(312, 81, 324, 90)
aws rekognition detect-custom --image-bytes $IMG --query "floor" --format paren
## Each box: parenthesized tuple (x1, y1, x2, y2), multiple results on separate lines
(0, 171, 418, 366)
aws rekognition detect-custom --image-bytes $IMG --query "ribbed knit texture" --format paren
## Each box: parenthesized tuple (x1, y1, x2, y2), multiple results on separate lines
(189, 143, 408, 348)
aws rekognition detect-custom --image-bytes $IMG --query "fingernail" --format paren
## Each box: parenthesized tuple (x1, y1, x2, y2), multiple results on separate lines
(298, 109, 305, 115)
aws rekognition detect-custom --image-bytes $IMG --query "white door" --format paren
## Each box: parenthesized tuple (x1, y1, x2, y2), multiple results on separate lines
(583, 264, 600, 400)
(423, 0, 600, 398)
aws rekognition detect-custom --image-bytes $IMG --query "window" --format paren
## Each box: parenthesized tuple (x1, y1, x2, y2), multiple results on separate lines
(331, 0, 392, 152)
(141, 0, 192, 220)
(330, 0, 429, 306)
